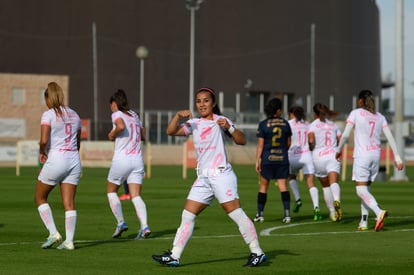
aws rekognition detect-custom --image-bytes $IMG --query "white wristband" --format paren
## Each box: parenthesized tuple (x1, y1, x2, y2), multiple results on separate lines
(228, 125, 235, 135)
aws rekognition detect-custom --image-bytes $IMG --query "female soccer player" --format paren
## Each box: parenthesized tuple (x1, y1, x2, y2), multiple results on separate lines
(336, 90, 404, 231)
(152, 87, 266, 267)
(253, 98, 292, 223)
(308, 103, 342, 221)
(287, 106, 321, 221)
(106, 89, 150, 239)
(35, 82, 82, 250)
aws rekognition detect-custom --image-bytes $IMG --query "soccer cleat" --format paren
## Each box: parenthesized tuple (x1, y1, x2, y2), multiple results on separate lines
(243, 253, 267, 267)
(253, 214, 264, 223)
(41, 232, 62, 249)
(112, 222, 128, 238)
(136, 226, 151, 240)
(375, 210, 388, 232)
(314, 207, 322, 221)
(293, 199, 302, 213)
(152, 251, 180, 267)
(56, 241, 75, 250)
(330, 211, 337, 222)
(333, 201, 343, 221)
(282, 217, 291, 223)
(119, 194, 131, 201)
(357, 225, 368, 231)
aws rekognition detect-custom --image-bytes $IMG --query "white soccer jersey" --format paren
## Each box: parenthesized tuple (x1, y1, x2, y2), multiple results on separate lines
(111, 110, 144, 161)
(39, 106, 82, 185)
(308, 118, 341, 161)
(346, 108, 387, 159)
(182, 114, 233, 177)
(40, 106, 81, 153)
(288, 119, 314, 174)
(288, 119, 311, 155)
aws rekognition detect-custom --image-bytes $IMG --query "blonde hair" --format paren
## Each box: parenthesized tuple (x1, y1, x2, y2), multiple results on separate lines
(45, 82, 65, 117)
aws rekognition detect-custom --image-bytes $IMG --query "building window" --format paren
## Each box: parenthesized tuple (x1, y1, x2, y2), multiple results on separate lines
(12, 87, 25, 105)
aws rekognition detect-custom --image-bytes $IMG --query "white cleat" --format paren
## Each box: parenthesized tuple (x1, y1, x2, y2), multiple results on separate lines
(56, 241, 75, 250)
(41, 232, 62, 249)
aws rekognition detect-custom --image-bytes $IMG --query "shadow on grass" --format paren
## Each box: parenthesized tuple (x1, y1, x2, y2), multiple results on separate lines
(182, 249, 298, 267)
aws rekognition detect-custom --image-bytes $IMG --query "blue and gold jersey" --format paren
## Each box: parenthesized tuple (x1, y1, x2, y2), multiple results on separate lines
(256, 116, 292, 165)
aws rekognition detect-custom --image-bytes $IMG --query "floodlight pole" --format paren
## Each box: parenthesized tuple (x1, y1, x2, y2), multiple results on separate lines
(392, 0, 407, 180)
(185, 0, 203, 113)
(136, 46, 149, 123)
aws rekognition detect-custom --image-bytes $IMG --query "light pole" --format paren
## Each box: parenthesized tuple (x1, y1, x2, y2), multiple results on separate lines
(136, 46, 149, 121)
(185, 0, 203, 113)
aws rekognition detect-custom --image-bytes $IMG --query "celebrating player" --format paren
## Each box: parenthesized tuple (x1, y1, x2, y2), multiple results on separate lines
(35, 82, 82, 250)
(152, 87, 266, 267)
(336, 89, 404, 231)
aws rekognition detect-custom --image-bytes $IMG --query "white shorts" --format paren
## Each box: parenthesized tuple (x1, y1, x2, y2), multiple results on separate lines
(313, 158, 340, 178)
(289, 152, 315, 175)
(187, 170, 239, 205)
(107, 157, 145, 185)
(352, 157, 379, 182)
(38, 151, 81, 186)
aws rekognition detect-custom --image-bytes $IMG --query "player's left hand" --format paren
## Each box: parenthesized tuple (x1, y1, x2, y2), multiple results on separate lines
(217, 118, 230, 130)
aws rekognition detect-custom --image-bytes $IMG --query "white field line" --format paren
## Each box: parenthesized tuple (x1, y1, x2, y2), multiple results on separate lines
(1, 216, 413, 247)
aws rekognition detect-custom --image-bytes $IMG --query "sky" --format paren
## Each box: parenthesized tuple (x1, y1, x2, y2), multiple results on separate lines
(377, 0, 414, 115)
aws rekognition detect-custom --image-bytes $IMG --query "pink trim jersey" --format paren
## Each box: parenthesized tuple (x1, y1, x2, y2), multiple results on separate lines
(181, 114, 233, 177)
(288, 119, 311, 156)
(346, 108, 388, 159)
(288, 119, 314, 174)
(111, 110, 144, 161)
(308, 118, 341, 161)
(40, 107, 81, 153)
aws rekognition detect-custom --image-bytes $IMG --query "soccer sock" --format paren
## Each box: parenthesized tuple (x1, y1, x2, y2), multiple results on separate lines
(228, 208, 263, 255)
(322, 187, 335, 213)
(257, 192, 267, 216)
(38, 203, 58, 235)
(65, 210, 77, 243)
(360, 202, 369, 225)
(330, 182, 341, 202)
(281, 191, 291, 217)
(356, 186, 381, 217)
(309, 186, 319, 209)
(132, 196, 148, 229)
(289, 179, 301, 202)
(172, 209, 196, 259)
(107, 192, 125, 224)
(360, 186, 370, 223)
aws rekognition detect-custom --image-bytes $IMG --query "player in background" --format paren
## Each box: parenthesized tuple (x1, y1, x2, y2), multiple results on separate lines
(106, 89, 150, 239)
(287, 106, 321, 221)
(308, 103, 342, 221)
(119, 181, 131, 201)
(152, 87, 266, 267)
(253, 98, 292, 223)
(336, 89, 404, 231)
(35, 82, 82, 250)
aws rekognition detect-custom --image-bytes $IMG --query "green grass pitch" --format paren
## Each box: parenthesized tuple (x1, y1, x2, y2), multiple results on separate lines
(1, 165, 413, 274)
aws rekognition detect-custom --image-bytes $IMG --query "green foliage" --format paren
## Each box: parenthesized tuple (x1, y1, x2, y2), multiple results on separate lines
(1, 166, 414, 274)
